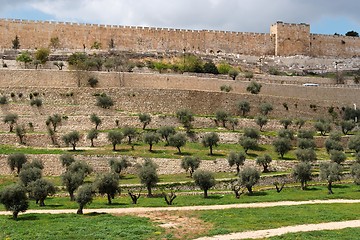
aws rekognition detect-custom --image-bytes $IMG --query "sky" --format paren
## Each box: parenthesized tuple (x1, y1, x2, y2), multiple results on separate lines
(0, 0, 359, 35)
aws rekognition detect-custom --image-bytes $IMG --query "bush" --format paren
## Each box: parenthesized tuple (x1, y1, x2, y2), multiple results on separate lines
(96, 94, 114, 109)
(18, 167, 42, 187)
(228, 68, 239, 80)
(255, 115, 268, 131)
(278, 129, 295, 140)
(0, 95, 7, 104)
(239, 137, 258, 154)
(60, 154, 75, 169)
(203, 61, 219, 74)
(295, 148, 317, 162)
(35, 48, 50, 64)
(351, 163, 360, 185)
(246, 81, 262, 94)
(30, 98, 43, 107)
(157, 126, 176, 145)
(320, 162, 342, 194)
(122, 127, 137, 145)
(215, 110, 229, 127)
(330, 150, 347, 164)
(193, 170, 215, 198)
(297, 138, 316, 149)
(244, 71, 254, 79)
(217, 62, 231, 74)
(348, 135, 360, 153)
(220, 85, 232, 92)
(46, 114, 62, 132)
(88, 77, 99, 87)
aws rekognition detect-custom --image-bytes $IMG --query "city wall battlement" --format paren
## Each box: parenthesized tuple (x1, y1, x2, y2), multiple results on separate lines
(0, 19, 360, 57)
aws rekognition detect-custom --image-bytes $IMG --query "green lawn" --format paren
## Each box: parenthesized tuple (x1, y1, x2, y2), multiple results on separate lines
(0, 214, 163, 240)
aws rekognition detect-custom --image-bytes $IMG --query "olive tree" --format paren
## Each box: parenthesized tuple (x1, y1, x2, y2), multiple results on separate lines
(292, 162, 312, 190)
(314, 119, 331, 136)
(294, 118, 306, 129)
(4, 113, 18, 132)
(256, 154, 272, 173)
(62, 131, 80, 151)
(138, 159, 159, 197)
(181, 156, 200, 177)
(246, 81, 262, 94)
(109, 157, 131, 176)
(121, 127, 136, 145)
(143, 132, 160, 151)
(255, 115, 268, 131)
(7, 153, 27, 174)
(325, 132, 343, 153)
(202, 132, 220, 155)
(348, 135, 360, 153)
(76, 184, 95, 214)
(0, 184, 29, 220)
(340, 120, 355, 135)
(46, 114, 62, 132)
(239, 167, 260, 194)
(320, 162, 342, 194)
(193, 170, 215, 198)
(227, 151, 246, 175)
(280, 119, 292, 129)
(215, 110, 229, 127)
(28, 179, 56, 207)
(168, 133, 187, 154)
(19, 167, 42, 187)
(176, 109, 194, 132)
(96, 94, 114, 109)
(295, 148, 317, 162)
(237, 100, 251, 116)
(15, 125, 26, 145)
(351, 163, 360, 185)
(90, 113, 102, 130)
(259, 102, 273, 116)
(273, 138, 292, 159)
(157, 126, 176, 145)
(96, 173, 120, 204)
(60, 154, 75, 169)
(107, 130, 124, 151)
(330, 150, 347, 164)
(138, 113, 151, 130)
(87, 129, 98, 147)
(239, 137, 258, 154)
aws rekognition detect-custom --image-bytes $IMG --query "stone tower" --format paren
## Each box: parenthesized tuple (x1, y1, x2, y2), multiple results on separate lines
(270, 21, 311, 56)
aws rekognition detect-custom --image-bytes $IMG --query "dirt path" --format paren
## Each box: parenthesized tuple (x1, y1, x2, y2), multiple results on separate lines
(0, 199, 359, 215)
(194, 220, 360, 240)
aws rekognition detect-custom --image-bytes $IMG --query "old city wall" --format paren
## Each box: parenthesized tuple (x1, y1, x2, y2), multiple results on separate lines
(1, 19, 360, 57)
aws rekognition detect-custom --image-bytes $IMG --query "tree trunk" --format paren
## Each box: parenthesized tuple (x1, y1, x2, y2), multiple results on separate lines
(10, 124, 14, 132)
(177, 147, 181, 154)
(39, 199, 45, 207)
(149, 144, 153, 151)
(328, 182, 333, 194)
(128, 136, 132, 145)
(204, 189, 208, 198)
(247, 186, 253, 195)
(70, 191, 75, 201)
(91, 139, 94, 147)
(263, 164, 269, 173)
(147, 185, 152, 197)
(77, 205, 83, 214)
(236, 165, 240, 175)
(222, 121, 226, 128)
(209, 146, 213, 155)
(13, 211, 19, 220)
(301, 181, 305, 190)
(72, 144, 76, 151)
(113, 144, 116, 151)
(107, 194, 112, 204)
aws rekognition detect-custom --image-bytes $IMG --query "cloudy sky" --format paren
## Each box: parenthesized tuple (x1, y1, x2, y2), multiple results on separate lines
(0, 0, 359, 35)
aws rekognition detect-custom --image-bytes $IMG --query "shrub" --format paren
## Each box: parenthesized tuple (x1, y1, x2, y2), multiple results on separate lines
(278, 129, 295, 140)
(0, 95, 7, 104)
(96, 94, 114, 109)
(255, 115, 268, 131)
(35, 48, 50, 64)
(46, 114, 62, 132)
(259, 102, 273, 116)
(28, 179, 56, 207)
(90, 113, 102, 130)
(122, 127, 137, 145)
(215, 110, 229, 127)
(30, 98, 43, 107)
(203, 61, 219, 74)
(228, 68, 239, 80)
(280, 119, 292, 129)
(88, 77, 99, 87)
(244, 71, 254, 79)
(320, 162, 342, 194)
(295, 148, 317, 162)
(3, 113, 18, 132)
(330, 150, 347, 164)
(60, 154, 75, 169)
(157, 126, 176, 145)
(217, 62, 231, 74)
(220, 85, 232, 92)
(246, 81, 262, 94)
(87, 129, 99, 147)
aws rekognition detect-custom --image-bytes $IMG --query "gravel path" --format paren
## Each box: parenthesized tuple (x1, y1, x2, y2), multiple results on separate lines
(194, 220, 360, 240)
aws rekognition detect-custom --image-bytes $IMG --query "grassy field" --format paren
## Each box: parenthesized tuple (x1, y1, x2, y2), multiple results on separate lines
(0, 213, 163, 240)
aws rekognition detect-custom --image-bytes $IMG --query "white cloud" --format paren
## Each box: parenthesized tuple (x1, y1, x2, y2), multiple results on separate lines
(1, 0, 359, 33)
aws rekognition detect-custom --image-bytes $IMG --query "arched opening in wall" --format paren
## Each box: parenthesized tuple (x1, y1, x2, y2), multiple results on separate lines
(217, 50, 222, 54)
(209, 50, 214, 54)
(281, 39, 308, 56)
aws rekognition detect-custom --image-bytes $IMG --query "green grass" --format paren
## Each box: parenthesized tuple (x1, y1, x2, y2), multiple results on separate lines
(0, 213, 163, 240)
(268, 228, 360, 240)
(198, 203, 360, 236)
(0, 145, 66, 155)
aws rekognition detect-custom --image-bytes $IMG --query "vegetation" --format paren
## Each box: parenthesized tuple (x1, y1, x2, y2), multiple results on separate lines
(3, 113, 18, 132)
(193, 169, 216, 198)
(62, 131, 80, 151)
(157, 126, 176, 145)
(181, 156, 201, 177)
(90, 113, 102, 130)
(96, 173, 120, 204)
(176, 109, 194, 132)
(256, 154, 272, 173)
(292, 162, 312, 190)
(143, 132, 160, 151)
(7, 153, 27, 174)
(227, 151, 246, 175)
(202, 132, 220, 155)
(246, 81, 262, 94)
(237, 100, 251, 116)
(320, 162, 342, 194)
(76, 184, 95, 214)
(168, 133, 187, 154)
(138, 159, 158, 197)
(0, 184, 28, 220)
(138, 113, 151, 130)
(107, 130, 124, 151)
(46, 114, 62, 132)
(239, 167, 260, 194)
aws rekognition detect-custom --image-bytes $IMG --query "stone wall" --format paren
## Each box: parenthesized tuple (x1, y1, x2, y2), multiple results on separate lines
(1, 19, 360, 57)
